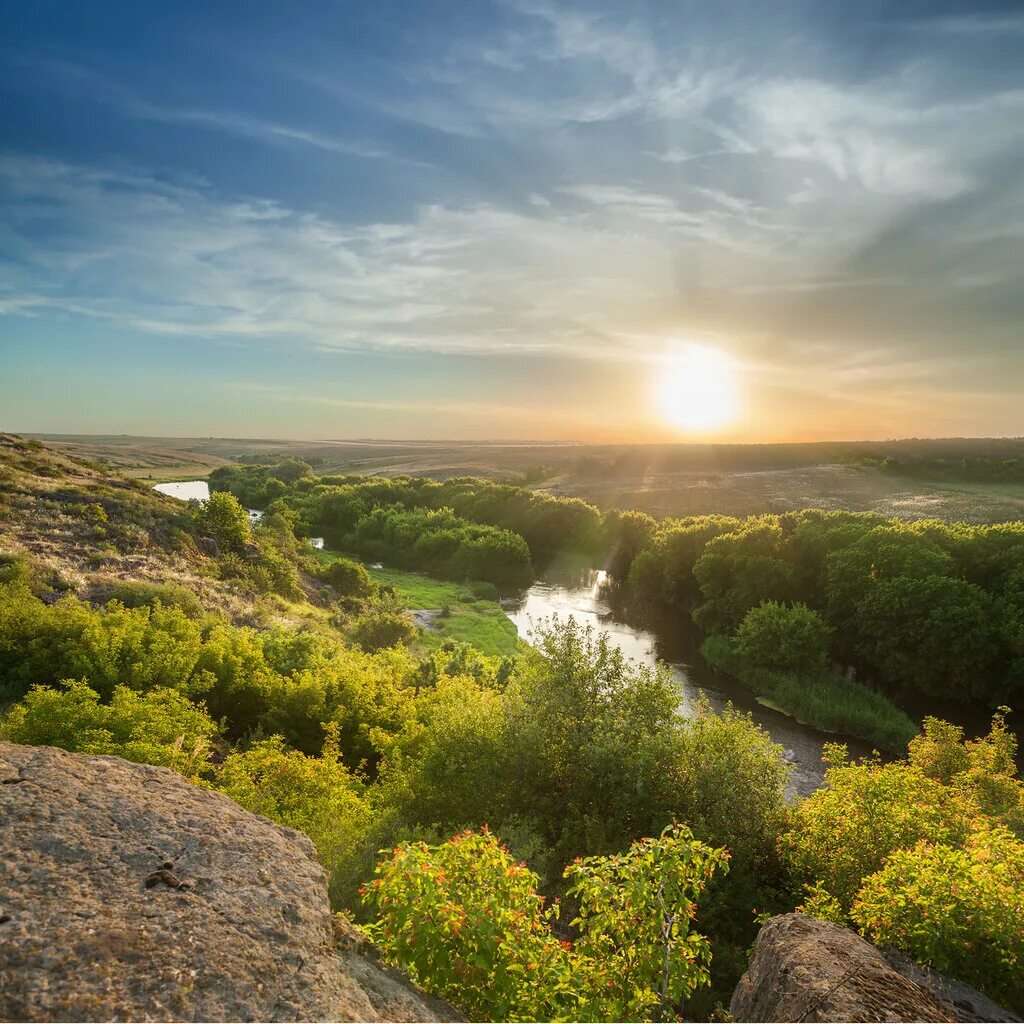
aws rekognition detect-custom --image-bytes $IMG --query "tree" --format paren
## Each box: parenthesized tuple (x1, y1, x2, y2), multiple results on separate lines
(733, 600, 832, 674)
(603, 509, 657, 581)
(693, 520, 794, 632)
(196, 491, 251, 553)
(854, 575, 997, 700)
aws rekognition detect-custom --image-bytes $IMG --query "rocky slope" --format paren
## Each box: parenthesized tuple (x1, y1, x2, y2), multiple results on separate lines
(730, 913, 1019, 1023)
(0, 741, 461, 1022)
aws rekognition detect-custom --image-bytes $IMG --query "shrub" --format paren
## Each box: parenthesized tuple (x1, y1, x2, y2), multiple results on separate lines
(851, 826, 1024, 1013)
(195, 491, 251, 553)
(322, 556, 377, 599)
(214, 728, 372, 906)
(0, 680, 216, 780)
(100, 580, 205, 619)
(564, 823, 730, 1020)
(783, 745, 969, 908)
(365, 828, 577, 1021)
(348, 611, 417, 652)
(364, 824, 727, 1022)
(733, 600, 832, 674)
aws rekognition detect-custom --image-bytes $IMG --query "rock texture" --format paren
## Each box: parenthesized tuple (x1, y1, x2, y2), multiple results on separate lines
(730, 914, 1018, 1023)
(0, 742, 462, 1022)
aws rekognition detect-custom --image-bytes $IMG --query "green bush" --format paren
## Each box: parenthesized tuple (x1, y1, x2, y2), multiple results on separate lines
(733, 600, 831, 674)
(851, 826, 1024, 1013)
(322, 556, 377, 599)
(784, 745, 969, 907)
(99, 580, 205, 618)
(365, 824, 728, 1022)
(0, 680, 216, 780)
(195, 491, 251, 553)
(214, 728, 372, 906)
(348, 611, 417, 652)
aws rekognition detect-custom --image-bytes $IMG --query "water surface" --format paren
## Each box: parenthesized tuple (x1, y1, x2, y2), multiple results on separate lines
(506, 569, 873, 796)
(153, 480, 210, 501)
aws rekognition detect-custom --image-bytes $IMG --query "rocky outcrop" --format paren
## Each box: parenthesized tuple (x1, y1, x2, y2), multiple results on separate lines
(0, 742, 462, 1023)
(730, 913, 1018, 1023)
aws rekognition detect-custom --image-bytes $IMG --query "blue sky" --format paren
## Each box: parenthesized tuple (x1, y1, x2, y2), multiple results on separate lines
(2, 0, 1023, 440)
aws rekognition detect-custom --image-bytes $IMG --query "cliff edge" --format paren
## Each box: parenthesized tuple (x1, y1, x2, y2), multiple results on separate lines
(0, 742, 461, 1022)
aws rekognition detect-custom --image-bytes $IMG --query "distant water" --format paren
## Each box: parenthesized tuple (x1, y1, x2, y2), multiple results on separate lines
(153, 480, 210, 501)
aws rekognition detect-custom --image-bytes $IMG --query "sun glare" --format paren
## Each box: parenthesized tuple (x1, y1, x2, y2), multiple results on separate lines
(656, 344, 739, 433)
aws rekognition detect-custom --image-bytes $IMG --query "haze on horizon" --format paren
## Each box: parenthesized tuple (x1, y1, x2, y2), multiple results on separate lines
(1, 1, 1023, 444)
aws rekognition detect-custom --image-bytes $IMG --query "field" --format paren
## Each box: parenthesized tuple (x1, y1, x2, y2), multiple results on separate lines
(29, 433, 1024, 524)
(317, 550, 520, 658)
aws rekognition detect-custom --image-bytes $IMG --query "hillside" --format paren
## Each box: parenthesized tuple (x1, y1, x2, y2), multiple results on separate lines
(28, 432, 1024, 523)
(2, 434, 1023, 1022)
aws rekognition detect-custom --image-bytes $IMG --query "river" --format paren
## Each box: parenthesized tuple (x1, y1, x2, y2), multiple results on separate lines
(153, 479, 861, 793)
(506, 568, 873, 796)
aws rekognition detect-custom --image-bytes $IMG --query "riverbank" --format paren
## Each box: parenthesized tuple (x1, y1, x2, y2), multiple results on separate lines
(700, 635, 918, 754)
(317, 550, 520, 657)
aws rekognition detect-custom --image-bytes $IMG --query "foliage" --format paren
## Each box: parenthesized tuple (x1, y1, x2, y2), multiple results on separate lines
(214, 727, 372, 906)
(0, 582, 417, 768)
(365, 825, 727, 1022)
(603, 508, 658, 582)
(623, 509, 1024, 709)
(348, 610, 417, 652)
(692, 519, 795, 633)
(785, 714, 1024, 1012)
(853, 574, 997, 699)
(851, 826, 1024, 1013)
(346, 505, 533, 586)
(733, 600, 832, 675)
(96, 579, 205, 618)
(320, 556, 378, 599)
(195, 491, 251, 553)
(784, 745, 970, 907)
(564, 824, 730, 1020)
(702, 635, 917, 753)
(0, 680, 216, 779)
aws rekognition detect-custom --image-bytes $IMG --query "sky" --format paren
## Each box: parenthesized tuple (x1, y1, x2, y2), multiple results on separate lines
(1, 0, 1023, 442)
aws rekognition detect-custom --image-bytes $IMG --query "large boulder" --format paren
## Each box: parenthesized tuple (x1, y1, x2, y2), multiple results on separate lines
(0, 742, 462, 1022)
(730, 914, 1018, 1023)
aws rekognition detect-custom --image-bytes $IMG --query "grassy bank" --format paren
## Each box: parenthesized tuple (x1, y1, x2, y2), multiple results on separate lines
(701, 635, 918, 753)
(318, 551, 520, 657)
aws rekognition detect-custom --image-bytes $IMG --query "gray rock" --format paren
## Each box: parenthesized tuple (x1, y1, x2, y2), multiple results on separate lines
(0, 742, 462, 1023)
(730, 913, 1018, 1023)
(196, 535, 220, 558)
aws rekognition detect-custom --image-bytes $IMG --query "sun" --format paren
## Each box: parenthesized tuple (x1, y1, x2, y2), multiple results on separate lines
(656, 344, 739, 433)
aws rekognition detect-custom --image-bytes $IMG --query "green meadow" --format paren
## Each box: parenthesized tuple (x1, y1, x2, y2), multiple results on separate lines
(317, 550, 520, 657)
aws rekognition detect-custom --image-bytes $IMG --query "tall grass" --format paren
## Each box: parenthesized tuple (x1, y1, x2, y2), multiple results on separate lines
(701, 635, 918, 753)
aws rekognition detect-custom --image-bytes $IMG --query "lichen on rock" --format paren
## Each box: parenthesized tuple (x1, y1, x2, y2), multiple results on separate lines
(0, 741, 462, 1023)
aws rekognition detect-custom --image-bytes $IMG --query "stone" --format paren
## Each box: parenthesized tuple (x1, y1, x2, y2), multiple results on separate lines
(195, 535, 220, 558)
(0, 742, 462, 1023)
(729, 913, 1018, 1023)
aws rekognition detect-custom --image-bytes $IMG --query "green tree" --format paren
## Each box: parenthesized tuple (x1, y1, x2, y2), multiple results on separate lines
(854, 575, 997, 700)
(733, 600, 832, 674)
(196, 491, 251, 553)
(693, 520, 795, 633)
